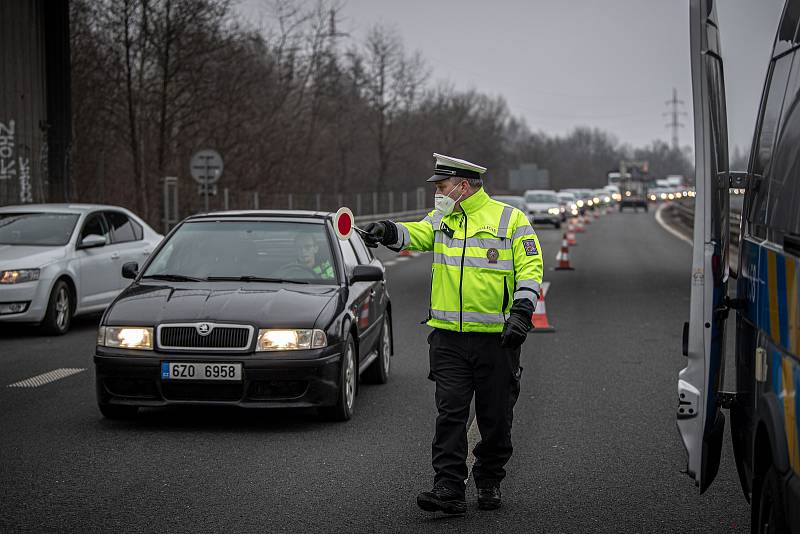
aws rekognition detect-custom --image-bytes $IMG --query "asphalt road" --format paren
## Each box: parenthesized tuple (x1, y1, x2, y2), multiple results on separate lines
(0, 208, 750, 533)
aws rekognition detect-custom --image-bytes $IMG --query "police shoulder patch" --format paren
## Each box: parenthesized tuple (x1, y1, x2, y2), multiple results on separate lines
(522, 239, 539, 256)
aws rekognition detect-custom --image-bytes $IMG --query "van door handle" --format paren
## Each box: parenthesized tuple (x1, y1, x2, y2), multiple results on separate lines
(110, 252, 120, 260)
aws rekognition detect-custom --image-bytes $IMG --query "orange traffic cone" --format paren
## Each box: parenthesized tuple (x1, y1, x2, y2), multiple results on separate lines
(531, 281, 554, 333)
(555, 236, 574, 270)
(399, 249, 413, 257)
(575, 216, 585, 233)
(566, 228, 577, 246)
(583, 213, 591, 225)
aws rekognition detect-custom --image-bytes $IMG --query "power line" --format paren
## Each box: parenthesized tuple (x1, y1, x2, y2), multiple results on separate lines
(663, 87, 687, 150)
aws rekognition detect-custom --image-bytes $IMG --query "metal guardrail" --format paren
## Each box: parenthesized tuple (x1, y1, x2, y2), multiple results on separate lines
(354, 209, 430, 224)
(667, 200, 742, 243)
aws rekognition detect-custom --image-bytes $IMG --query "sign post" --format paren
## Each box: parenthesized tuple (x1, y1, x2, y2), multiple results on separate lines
(190, 149, 224, 212)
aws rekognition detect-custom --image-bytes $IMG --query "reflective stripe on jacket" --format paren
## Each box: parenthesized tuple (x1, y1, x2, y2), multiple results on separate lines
(391, 187, 543, 333)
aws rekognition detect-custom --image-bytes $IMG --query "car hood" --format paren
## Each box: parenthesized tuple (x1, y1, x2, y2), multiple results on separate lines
(0, 245, 67, 270)
(105, 282, 341, 329)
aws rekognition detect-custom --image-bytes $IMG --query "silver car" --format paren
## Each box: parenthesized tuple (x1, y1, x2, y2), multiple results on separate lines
(523, 190, 562, 228)
(0, 204, 162, 334)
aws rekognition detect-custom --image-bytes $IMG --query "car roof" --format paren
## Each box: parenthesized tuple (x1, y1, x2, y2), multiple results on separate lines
(0, 203, 132, 214)
(187, 210, 333, 221)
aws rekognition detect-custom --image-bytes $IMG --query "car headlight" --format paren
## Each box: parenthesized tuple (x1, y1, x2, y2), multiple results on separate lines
(98, 326, 154, 350)
(668, 193, 675, 200)
(649, 194, 656, 201)
(586, 199, 594, 206)
(0, 269, 40, 284)
(547, 207, 560, 215)
(571, 208, 578, 215)
(603, 196, 611, 203)
(256, 329, 327, 351)
(660, 193, 668, 200)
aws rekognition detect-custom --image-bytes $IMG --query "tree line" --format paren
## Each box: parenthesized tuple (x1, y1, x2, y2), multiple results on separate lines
(69, 0, 693, 226)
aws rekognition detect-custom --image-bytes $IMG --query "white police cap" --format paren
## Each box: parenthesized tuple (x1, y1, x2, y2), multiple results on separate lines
(427, 153, 487, 182)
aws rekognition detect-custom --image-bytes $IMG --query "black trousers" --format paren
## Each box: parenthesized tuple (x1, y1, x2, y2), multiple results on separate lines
(427, 328, 522, 496)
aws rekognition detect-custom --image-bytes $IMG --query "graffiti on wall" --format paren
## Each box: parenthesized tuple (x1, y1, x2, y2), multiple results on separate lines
(0, 119, 34, 203)
(0, 120, 15, 181)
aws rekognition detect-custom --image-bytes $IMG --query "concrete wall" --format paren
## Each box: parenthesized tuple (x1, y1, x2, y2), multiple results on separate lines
(0, 0, 70, 206)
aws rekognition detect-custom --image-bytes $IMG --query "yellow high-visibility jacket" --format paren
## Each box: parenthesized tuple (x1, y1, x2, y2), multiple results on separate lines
(388, 187, 543, 333)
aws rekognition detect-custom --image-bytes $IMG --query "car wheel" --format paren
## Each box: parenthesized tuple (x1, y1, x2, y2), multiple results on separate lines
(365, 315, 391, 384)
(554, 221, 561, 229)
(752, 466, 788, 534)
(41, 280, 72, 335)
(319, 334, 356, 422)
(98, 403, 138, 420)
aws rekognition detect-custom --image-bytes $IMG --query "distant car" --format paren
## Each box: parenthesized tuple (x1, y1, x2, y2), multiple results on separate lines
(493, 196, 530, 222)
(94, 210, 393, 422)
(556, 191, 578, 220)
(592, 189, 613, 207)
(0, 204, 162, 334)
(523, 190, 561, 228)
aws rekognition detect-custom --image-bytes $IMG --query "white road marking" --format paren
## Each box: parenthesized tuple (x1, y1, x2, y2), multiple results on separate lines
(395, 256, 410, 262)
(655, 203, 692, 246)
(7, 368, 86, 388)
(383, 260, 397, 267)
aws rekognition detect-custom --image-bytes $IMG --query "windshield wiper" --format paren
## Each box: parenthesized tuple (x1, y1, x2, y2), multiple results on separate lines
(206, 276, 309, 284)
(141, 273, 206, 282)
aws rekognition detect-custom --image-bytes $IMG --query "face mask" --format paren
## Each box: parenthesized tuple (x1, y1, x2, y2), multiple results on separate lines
(434, 182, 464, 216)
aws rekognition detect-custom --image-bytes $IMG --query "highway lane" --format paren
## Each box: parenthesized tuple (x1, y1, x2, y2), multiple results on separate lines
(0, 210, 750, 533)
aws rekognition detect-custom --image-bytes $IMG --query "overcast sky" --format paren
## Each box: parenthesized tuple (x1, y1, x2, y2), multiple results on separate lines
(241, 0, 784, 154)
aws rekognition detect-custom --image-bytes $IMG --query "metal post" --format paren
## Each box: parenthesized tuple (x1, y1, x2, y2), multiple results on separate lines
(388, 191, 394, 213)
(223, 188, 229, 211)
(316, 193, 321, 211)
(417, 187, 424, 209)
(372, 192, 378, 214)
(402, 191, 407, 212)
(337, 193, 343, 209)
(254, 191, 259, 209)
(288, 193, 293, 210)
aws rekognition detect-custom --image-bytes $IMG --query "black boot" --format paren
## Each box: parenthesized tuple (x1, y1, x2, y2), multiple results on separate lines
(476, 486, 501, 510)
(416, 484, 467, 515)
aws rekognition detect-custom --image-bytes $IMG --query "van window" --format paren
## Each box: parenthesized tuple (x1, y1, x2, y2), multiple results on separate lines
(762, 50, 800, 243)
(748, 55, 793, 237)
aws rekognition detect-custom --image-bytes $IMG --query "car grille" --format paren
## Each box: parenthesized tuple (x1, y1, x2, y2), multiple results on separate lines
(158, 324, 253, 351)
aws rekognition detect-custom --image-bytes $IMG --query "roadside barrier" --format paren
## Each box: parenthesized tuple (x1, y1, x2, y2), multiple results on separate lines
(531, 282, 555, 333)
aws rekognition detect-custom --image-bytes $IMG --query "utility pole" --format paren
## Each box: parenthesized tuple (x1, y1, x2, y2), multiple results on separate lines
(663, 87, 687, 150)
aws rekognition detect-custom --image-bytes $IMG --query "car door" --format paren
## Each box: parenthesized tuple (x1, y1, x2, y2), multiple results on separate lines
(76, 212, 120, 309)
(351, 233, 383, 350)
(677, 0, 730, 493)
(340, 236, 372, 363)
(103, 210, 151, 287)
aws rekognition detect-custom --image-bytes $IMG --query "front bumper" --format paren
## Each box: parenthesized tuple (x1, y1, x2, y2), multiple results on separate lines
(0, 279, 50, 323)
(95, 345, 343, 408)
(530, 213, 560, 225)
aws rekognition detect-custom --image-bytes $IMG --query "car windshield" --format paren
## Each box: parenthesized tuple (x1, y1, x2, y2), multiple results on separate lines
(557, 194, 575, 201)
(0, 212, 80, 246)
(142, 220, 338, 284)
(525, 193, 558, 203)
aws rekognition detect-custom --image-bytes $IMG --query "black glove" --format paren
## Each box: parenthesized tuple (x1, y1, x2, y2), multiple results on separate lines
(361, 220, 397, 248)
(501, 298, 535, 348)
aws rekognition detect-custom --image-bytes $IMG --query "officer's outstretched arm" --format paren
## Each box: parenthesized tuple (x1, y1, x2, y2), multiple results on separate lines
(388, 210, 437, 253)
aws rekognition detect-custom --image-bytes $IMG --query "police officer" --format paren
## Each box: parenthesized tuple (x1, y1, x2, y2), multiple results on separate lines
(363, 154, 543, 514)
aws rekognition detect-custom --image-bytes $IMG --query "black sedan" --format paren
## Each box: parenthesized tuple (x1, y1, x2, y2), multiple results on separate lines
(94, 211, 393, 422)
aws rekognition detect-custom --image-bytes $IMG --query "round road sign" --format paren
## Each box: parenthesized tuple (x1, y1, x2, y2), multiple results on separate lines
(190, 149, 224, 185)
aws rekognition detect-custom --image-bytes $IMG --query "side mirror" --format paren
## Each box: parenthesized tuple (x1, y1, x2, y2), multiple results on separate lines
(121, 262, 139, 280)
(350, 264, 383, 284)
(78, 234, 107, 249)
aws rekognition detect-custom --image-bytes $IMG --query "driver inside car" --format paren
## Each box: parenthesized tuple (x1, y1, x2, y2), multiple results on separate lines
(291, 233, 334, 280)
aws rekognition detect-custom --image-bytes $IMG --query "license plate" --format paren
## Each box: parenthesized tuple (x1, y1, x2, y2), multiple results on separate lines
(161, 362, 242, 382)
